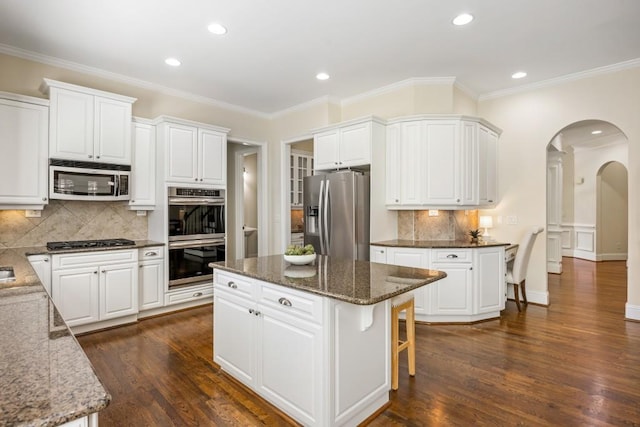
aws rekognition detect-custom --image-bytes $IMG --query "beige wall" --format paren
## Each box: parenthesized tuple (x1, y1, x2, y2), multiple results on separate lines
(478, 67, 639, 312)
(599, 161, 628, 258)
(244, 153, 258, 257)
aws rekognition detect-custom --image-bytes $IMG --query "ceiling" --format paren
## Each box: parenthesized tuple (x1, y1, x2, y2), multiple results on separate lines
(1, 0, 639, 116)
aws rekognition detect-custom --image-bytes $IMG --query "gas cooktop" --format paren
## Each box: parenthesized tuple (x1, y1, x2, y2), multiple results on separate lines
(46, 238, 136, 251)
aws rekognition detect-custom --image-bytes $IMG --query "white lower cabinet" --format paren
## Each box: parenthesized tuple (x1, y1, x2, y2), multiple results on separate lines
(214, 270, 389, 426)
(138, 246, 164, 311)
(371, 245, 504, 322)
(51, 249, 138, 329)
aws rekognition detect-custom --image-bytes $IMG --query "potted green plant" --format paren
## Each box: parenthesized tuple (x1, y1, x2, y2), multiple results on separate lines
(469, 229, 481, 243)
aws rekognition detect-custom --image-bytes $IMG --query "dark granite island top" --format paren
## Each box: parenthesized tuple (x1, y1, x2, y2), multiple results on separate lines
(371, 239, 510, 248)
(0, 247, 110, 426)
(211, 254, 446, 305)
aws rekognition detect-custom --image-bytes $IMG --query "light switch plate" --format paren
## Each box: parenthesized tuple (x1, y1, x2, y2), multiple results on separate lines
(506, 215, 518, 225)
(25, 210, 41, 218)
(136, 210, 147, 216)
(428, 210, 439, 217)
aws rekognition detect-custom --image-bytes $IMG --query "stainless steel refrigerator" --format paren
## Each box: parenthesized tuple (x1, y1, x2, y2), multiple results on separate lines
(303, 171, 370, 260)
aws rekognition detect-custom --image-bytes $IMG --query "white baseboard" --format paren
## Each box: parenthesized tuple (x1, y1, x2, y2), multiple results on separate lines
(547, 261, 562, 274)
(597, 252, 628, 261)
(625, 303, 640, 321)
(572, 249, 597, 261)
(527, 289, 549, 306)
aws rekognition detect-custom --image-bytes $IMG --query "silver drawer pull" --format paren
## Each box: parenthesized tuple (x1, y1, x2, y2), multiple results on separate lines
(278, 297, 292, 307)
(145, 251, 158, 256)
(193, 292, 203, 297)
(228, 281, 237, 289)
(446, 254, 458, 259)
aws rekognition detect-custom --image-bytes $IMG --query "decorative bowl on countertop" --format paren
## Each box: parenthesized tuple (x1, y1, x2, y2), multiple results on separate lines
(284, 253, 316, 265)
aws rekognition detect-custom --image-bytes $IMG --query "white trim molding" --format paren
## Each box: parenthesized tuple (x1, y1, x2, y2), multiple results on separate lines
(340, 77, 456, 107)
(625, 303, 640, 321)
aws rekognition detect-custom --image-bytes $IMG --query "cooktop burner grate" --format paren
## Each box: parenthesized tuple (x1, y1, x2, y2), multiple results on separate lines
(46, 238, 136, 251)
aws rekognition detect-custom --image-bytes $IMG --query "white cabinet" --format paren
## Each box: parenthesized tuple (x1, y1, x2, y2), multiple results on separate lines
(289, 151, 313, 207)
(138, 246, 164, 311)
(157, 118, 229, 185)
(313, 118, 384, 171)
(129, 119, 156, 210)
(42, 79, 136, 165)
(0, 93, 49, 209)
(51, 249, 138, 328)
(28, 254, 51, 295)
(385, 116, 500, 209)
(371, 244, 505, 322)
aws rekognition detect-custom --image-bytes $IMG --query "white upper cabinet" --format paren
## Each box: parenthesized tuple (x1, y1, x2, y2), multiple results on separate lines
(129, 119, 156, 210)
(41, 79, 136, 165)
(313, 117, 384, 171)
(156, 117, 229, 186)
(385, 116, 500, 209)
(0, 93, 49, 209)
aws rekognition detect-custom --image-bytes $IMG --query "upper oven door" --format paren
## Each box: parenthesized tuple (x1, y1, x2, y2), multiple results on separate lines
(168, 197, 225, 241)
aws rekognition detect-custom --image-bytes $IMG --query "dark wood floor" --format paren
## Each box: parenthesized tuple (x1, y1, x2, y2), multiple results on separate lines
(78, 258, 640, 426)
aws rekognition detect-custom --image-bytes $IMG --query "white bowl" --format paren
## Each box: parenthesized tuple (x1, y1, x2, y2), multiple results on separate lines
(284, 266, 317, 278)
(284, 253, 316, 265)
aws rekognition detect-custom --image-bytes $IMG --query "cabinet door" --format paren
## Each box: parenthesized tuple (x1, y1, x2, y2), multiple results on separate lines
(100, 263, 138, 320)
(166, 123, 198, 183)
(474, 248, 505, 313)
(94, 97, 132, 164)
(460, 121, 479, 205)
(478, 126, 498, 206)
(385, 124, 401, 206)
(130, 122, 156, 209)
(0, 98, 48, 207)
(199, 129, 226, 185)
(139, 260, 164, 311)
(213, 290, 257, 387)
(385, 248, 430, 315)
(429, 263, 473, 315)
(49, 89, 94, 161)
(258, 306, 322, 426)
(339, 122, 371, 168)
(400, 121, 424, 205)
(52, 267, 100, 327)
(422, 121, 460, 205)
(313, 129, 339, 170)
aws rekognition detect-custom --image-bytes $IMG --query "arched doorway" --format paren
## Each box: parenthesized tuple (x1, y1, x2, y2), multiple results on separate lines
(545, 119, 629, 291)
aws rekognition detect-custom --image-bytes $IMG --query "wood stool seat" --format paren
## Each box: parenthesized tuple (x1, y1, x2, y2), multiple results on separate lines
(391, 293, 416, 391)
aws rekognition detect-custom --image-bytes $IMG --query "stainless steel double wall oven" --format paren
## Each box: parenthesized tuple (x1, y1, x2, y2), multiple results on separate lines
(167, 187, 225, 288)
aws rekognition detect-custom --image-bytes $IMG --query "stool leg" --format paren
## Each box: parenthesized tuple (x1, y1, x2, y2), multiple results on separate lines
(406, 302, 416, 377)
(513, 283, 522, 312)
(391, 305, 400, 390)
(520, 279, 528, 306)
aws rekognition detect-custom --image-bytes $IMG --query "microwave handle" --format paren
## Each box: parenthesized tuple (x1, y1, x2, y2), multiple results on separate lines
(114, 174, 120, 196)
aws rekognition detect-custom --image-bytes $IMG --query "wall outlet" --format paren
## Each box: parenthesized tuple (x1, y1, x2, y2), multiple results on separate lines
(25, 210, 41, 218)
(136, 210, 147, 216)
(506, 215, 518, 225)
(428, 210, 439, 217)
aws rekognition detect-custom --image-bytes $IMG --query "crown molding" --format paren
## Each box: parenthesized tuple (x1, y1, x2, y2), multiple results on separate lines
(453, 80, 478, 100)
(268, 95, 341, 120)
(479, 58, 640, 101)
(340, 77, 456, 107)
(0, 43, 271, 119)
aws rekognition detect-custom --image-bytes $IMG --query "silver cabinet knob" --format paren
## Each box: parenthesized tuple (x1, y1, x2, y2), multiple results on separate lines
(194, 178, 198, 181)
(96, 156, 100, 159)
(228, 281, 237, 289)
(145, 251, 158, 256)
(42, 197, 47, 201)
(446, 254, 458, 259)
(88, 154, 93, 159)
(278, 297, 292, 307)
(193, 292, 203, 297)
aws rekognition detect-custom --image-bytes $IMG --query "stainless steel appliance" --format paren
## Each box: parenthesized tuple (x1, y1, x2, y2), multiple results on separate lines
(46, 238, 136, 251)
(303, 171, 370, 260)
(167, 187, 226, 288)
(49, 159, 130, 201)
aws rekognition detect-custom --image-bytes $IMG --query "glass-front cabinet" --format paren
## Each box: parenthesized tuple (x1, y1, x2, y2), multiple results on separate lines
(290, 151, 313, 207)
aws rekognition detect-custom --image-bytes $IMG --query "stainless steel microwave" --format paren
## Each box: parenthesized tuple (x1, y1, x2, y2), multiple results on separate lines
(49, 159, 130, 201)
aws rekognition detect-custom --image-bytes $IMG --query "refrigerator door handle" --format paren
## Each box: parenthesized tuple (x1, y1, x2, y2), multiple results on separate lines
(324, 179, 330, 252)
(318, 179, 325, 254)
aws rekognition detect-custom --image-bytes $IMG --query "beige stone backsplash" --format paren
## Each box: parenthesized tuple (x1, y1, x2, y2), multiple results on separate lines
(0, 200, 148, 248)
(397, 210, 479, 241)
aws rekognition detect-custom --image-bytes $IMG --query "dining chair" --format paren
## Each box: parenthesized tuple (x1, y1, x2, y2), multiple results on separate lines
(506, 226, 544, 311)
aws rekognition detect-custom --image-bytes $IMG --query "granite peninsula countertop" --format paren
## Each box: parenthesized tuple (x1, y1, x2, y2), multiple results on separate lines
(371, 239, 510, 248)
(211, 255, 447, 305)
(0, 240, 162, 426)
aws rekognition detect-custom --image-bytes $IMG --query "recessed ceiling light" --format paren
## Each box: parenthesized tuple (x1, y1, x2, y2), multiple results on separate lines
(316, 72, 330, 81)
(165, 57, 181, 67)
(452, 13, 474, 26)
(591, 130, 603, 135)
(208, 23, 227, 35)
(512, 71, 527, 79)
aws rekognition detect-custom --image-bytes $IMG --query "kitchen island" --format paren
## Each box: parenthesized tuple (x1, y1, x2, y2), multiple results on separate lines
(211, 255, 446, 426)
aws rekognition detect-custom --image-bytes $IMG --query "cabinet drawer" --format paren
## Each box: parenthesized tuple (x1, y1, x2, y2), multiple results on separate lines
(140, 246, 164, 260)
(431, 249, 472, 263)
(258, 282, 323, 324)
(214, 270, 254, 299)
(165, 284, 213, 305)
(52, 249, 137, 269)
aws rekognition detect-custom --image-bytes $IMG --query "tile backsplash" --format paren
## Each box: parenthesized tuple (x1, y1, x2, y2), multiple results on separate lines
(398, 210, 479, 241)
(0, 201, 148, 248)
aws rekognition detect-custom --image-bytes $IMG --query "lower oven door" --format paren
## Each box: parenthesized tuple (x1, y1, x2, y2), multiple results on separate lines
(168, 239, 226, 289)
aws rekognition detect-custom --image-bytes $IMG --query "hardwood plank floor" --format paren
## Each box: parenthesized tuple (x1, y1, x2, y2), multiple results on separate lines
(78, 258, 640, 426)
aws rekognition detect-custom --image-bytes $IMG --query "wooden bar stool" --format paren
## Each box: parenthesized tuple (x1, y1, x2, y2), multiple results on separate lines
(391, 293, 416, 390)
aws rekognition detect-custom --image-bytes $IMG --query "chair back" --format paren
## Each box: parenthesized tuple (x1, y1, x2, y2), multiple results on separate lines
(511, 226, 544, 284)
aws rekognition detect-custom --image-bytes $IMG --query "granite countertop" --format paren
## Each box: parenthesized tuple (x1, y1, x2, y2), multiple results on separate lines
(371, 239, 510, 249)
(0, 239, 162, 426)
(211, 255, 447, 305)
(25, 239, 164, 256)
